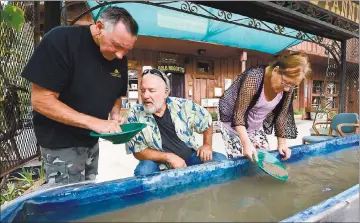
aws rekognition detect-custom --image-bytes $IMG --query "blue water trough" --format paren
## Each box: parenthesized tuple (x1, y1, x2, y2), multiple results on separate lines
(1, 135, 359, 222)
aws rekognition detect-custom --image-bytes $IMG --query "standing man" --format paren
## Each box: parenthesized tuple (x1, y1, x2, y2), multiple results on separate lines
(126, 69, 227, 176)
(21, 7, 138, 186)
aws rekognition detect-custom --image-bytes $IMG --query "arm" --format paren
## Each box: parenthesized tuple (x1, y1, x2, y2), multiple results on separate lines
(202, 124, 213, 147)
(109, 98, 127, 124)
(134, 148, 187, 169)
(277, 136, 291, 161)
(191, 100, 214, 161)
(110, 98, 121, 116)
(133, 148, 169, 162)
(31, 83, 120, 133)
(125, 107, 186, 168)
(22, 30, 120, 134)
(197, 124, 214, 161)
(234, 125, 252, 148)
(274, 91, 297, 139)
(233, 74, 258, 127)
(232, 74, 259, 163)
(277, 137, 286, 146)
(273, 92, 295, 161)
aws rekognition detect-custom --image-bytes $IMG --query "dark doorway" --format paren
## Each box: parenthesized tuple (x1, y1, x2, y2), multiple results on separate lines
(166, 71, 185, 98)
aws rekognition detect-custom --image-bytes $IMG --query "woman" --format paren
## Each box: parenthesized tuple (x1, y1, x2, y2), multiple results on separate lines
(218, 51, 311, 163)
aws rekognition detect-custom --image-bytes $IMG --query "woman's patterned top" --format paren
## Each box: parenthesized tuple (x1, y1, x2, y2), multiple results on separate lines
(218, 65, 298, 139)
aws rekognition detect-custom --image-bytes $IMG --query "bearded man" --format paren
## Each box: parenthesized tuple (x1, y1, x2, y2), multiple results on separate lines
(126, 68, 227, 176)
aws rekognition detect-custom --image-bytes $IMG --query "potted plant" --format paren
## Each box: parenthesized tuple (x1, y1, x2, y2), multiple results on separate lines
(327, 110, 337, 120)
(210, 112, 221, 133)
(310, 109, 327, 121)
(293, 108, 305, 119)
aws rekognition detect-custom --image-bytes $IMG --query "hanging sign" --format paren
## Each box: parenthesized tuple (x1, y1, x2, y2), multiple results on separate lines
(158, 65, 185, 73)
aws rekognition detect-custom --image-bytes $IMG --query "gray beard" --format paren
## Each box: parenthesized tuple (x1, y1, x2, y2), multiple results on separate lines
(144, 106, 157, 114)
(143, 101, 163, 114)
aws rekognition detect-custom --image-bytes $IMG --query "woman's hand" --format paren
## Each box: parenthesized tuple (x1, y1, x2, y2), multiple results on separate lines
(242, 142, 258, 164)
(234, 126, 258, 164)
(277, 137, 291, 161)
(278, 144, 291, 161)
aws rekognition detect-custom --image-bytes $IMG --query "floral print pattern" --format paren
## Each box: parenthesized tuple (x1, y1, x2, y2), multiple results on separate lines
(220, 122, 270, 159)
(126, 97, 212, 155)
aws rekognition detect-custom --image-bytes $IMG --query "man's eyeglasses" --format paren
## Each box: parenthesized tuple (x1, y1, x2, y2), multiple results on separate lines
(142, 69, 167, 84)
(281, 75, 299, 90)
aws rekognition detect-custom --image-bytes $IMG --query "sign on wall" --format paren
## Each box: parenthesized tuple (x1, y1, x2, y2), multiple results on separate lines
(201, 98, 219, 107)
(158, 65, 186, 73)
(224, 79, 232, 91)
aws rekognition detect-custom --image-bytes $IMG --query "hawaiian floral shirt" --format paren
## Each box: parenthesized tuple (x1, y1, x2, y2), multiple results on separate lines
(126, 97, 212, 156)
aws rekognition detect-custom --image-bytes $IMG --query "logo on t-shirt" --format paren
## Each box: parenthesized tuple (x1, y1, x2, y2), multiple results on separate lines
(110, 69, 121, 78)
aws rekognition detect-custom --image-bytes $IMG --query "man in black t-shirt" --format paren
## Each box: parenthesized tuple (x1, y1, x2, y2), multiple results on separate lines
(21, 7, 138, 186)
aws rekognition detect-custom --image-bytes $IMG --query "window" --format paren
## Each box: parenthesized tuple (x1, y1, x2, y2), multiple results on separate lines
(326, 82, 337, 95)
(312, 80, 323, 93)
(325, 97, 335, 109)
(194, 59, 216, 79)
(312, 96, 321, 107)
(197, 60, 213, 75)
(293, 88, 298, 100)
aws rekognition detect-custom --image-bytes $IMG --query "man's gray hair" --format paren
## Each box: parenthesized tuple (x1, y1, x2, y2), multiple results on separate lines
(159, 70, 172, 94)
(98, 7, 138, 35)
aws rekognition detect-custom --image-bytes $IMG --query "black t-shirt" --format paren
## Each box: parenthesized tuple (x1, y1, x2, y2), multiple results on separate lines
(153, 106, 193, 160)
(21, 25, 128, 149)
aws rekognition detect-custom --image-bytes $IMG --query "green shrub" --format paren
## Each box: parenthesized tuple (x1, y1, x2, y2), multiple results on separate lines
(209, 112, 218, 121)
(316, 109, 327, 113)
(294, 108, 305, 115)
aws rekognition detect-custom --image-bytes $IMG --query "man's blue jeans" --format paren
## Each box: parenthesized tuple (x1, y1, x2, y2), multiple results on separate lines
(134, 151, 227, 176)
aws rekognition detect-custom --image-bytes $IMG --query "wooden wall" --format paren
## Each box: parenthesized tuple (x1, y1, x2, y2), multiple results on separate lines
(289, 39, 358, 64)
(127, 48, 274, 112)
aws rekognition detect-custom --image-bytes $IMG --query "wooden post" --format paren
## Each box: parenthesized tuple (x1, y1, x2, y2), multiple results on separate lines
(240, 51, 247, 73)
(34, 2, 41, 47)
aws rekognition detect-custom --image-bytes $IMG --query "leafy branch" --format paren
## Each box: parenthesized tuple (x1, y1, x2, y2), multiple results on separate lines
(0, 3, 25, 31)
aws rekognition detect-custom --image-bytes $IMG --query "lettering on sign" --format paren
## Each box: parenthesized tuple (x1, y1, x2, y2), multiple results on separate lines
(158, 65, 185, 73)
(310, 0, 359, 23)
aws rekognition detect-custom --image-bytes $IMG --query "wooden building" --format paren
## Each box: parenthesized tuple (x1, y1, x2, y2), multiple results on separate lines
(47, 1, 359, 117)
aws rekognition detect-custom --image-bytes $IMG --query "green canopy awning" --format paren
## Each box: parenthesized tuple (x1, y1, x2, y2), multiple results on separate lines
(86, 1, 312, 54)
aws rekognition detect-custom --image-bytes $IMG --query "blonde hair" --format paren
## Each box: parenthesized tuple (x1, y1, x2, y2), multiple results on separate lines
(269, 50, 312, 79)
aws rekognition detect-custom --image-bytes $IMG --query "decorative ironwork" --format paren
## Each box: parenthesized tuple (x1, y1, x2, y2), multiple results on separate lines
(65, 1, 347, 67)
(218, 10, 232, 21)
(313, 35, 324, 43)
(288, 1, 301, 11)
(248, 19, 261, 28)
(180, 2, 198, 13)
(274, 1, 359, 36)
(66, 1, 341, 62)
(326, 63, 339, 79)
(274, 25, 285, 34)
(63, 0, 359, 134)
(296, 31, 306, 40)
(306, 4, 321, 19)
(311, 50, 340, 125)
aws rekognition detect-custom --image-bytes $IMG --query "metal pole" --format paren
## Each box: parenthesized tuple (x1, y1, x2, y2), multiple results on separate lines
(44, 1, 61, 34)
(339, 40, 347, 113)
(34, 1, 41, 47)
